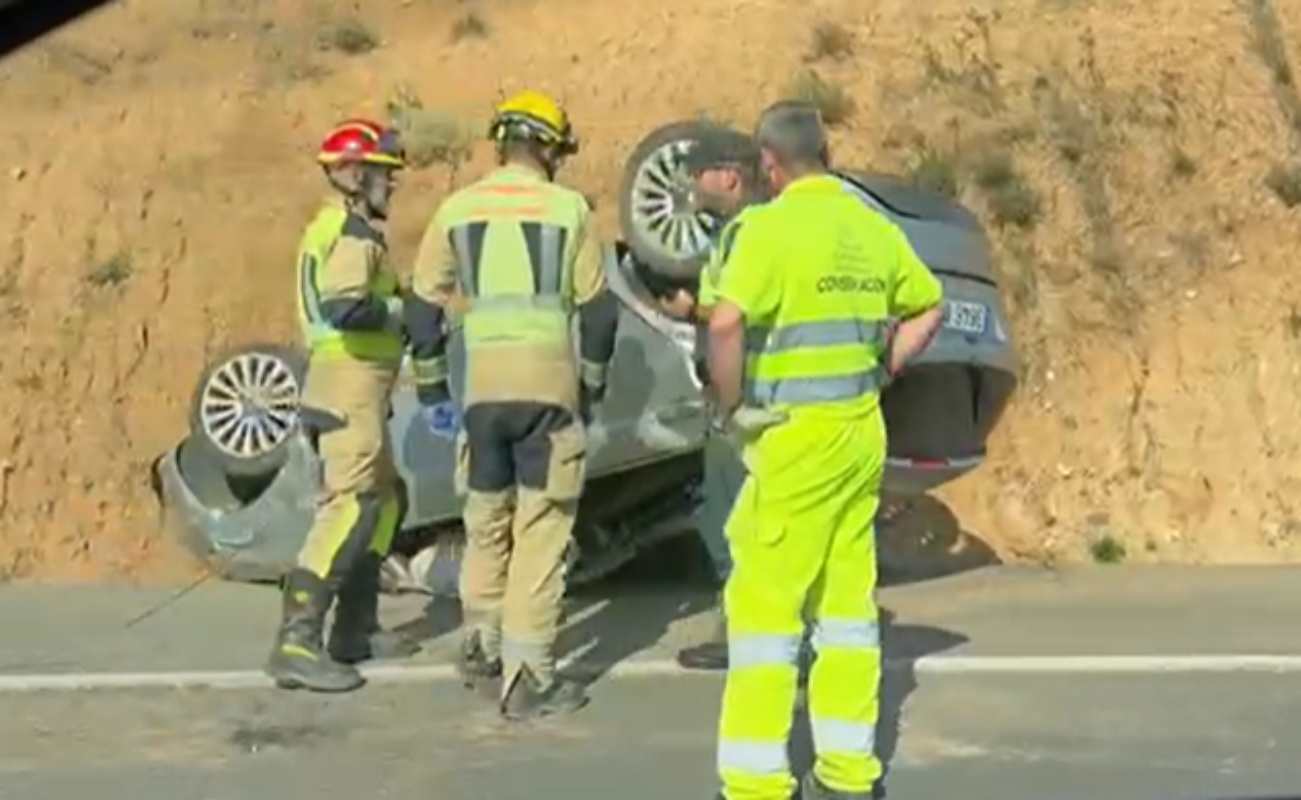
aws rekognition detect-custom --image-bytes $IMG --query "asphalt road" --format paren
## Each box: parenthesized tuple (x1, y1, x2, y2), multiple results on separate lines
(3, 671, 1300, 800)
(6, 564, 1301, 799)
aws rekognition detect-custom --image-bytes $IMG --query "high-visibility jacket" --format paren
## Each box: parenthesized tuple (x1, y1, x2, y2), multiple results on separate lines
(294, 196, 404, 364)
(408, 163, 617, 410)
(715, 174, 943, 417)
(696, 204, 765, 321)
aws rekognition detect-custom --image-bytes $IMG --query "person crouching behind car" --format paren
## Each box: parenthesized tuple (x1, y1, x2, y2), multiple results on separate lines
(263, 119, 421, 693)
(654, 125, 770, 671)
(406, 90, 620, 720)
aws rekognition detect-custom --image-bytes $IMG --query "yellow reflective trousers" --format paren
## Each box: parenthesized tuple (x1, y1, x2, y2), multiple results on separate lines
(717, 407, 885, 800)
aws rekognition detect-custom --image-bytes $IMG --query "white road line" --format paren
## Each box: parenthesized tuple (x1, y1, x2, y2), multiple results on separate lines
(5, 654, 1301, 692)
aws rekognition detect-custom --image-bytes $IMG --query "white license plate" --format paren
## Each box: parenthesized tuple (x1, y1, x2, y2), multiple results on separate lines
(944, 300, 988, 335)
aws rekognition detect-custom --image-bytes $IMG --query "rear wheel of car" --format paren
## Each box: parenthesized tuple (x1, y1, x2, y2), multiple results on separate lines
(187, 343, 307, 478)
(619, 120, 737, 282)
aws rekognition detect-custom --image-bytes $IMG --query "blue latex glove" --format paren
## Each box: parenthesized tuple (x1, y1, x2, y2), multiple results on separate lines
(420, 401, 461, 440)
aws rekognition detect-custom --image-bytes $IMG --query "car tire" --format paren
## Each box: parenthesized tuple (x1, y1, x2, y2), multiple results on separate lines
(187, 342, 308, 479)
(618, 119, 738, 282)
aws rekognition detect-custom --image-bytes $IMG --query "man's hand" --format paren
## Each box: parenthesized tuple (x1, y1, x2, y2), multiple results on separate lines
(657, 288, 697, 321)
(886, 305, 944, 378)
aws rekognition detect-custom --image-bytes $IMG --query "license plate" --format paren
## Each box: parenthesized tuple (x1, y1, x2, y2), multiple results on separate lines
(944, 300, 987, 335)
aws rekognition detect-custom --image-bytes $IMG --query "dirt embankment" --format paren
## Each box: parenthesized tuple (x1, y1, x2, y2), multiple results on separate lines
(1, 0, 1299, 583)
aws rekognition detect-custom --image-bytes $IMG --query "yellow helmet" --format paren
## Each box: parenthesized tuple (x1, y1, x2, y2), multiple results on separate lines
(489, 90, 578, 155)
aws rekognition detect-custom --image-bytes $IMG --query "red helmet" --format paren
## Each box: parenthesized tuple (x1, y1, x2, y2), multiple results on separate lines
(317, 118, 406, 169)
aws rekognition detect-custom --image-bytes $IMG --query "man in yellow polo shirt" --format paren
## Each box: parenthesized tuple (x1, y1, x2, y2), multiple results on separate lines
(707, 100, 945, 800)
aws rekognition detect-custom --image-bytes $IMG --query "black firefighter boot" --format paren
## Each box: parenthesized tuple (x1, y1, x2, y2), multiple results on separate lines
(265, 568, 365, 692)
(327, 552, 421, 664)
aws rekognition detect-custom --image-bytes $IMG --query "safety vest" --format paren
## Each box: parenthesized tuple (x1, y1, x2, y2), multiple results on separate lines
(294, 200, 403, 363)
(699, 204, 764, 312)
(437, 165, 586, 356)
(732, 176, 895, 413)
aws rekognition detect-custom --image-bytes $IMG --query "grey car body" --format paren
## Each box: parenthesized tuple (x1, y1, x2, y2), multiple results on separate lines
(153, 121, 1018, 593)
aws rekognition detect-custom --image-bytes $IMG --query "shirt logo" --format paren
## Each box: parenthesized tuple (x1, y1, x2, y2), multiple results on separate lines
(816, 274, 886, 294)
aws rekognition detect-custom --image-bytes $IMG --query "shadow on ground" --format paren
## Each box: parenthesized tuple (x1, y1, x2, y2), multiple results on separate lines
(556, 533, 718, 681)
(876, 491, 1002, 587)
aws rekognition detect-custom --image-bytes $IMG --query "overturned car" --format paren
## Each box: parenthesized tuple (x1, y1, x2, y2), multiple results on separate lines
(153, 120, 1019, 595)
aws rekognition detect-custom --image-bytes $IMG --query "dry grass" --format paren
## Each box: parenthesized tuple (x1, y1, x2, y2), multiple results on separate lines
(1267, 163, 1301, 207)
(388, 87, 474, 169)
(1171, 148, 1197, 179)
(908, 148, 959, 197)
(1248, 0, 1294, 87)
(972, 148, 1015, 190)
(450, 12, 489, 43)
(318, 19, 378, 55)
(87, 253, 132, 288)
(786, 69, 853, 125)
(807, 21, 854, 61)
(967, 145, 1041, 229)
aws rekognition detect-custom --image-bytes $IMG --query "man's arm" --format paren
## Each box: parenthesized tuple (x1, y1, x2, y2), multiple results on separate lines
(318, 214, 400, 332)
(707, 300, 746, 415)
(708, 211, 778, 416)
(407, 210, 459, 405)
(884, 224, 945, 378)
(571, 205, 618, 399)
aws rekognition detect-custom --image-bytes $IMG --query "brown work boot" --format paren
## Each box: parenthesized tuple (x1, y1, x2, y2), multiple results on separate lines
(265, 569, 365, 693)
(327, 553, 421, 664)
(500, 665, 588, 721)
(456, 629, 503, 700)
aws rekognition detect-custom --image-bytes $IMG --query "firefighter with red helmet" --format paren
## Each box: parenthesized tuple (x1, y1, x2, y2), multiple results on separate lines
(263, 119, 420, 693)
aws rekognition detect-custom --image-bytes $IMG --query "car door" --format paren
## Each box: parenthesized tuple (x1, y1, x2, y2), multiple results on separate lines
(581, 244, 708, 477)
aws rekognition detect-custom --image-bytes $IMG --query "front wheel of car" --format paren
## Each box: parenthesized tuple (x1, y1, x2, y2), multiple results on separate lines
(187, 343, 308, 478)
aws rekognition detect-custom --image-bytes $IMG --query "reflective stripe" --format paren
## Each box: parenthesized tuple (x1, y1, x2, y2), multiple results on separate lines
(718, 739, 789, 774)
(580, 358, 607, 389)
(811, 718, 876, 753)
(539, 223, 565, 295)
(413, 355, 449, 384)
(745, 366, 888, 406)
(729, 633, 802, 669)
(450, 224, 477, 295)
(811, 618, 880, 650)
(746, 318, 886, 355)
(299, 252, 322, 324)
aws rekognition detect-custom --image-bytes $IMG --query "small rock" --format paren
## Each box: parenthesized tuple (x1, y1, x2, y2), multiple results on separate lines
(1185, 289, 1198, 299)
(11, 167, 24, 181)
(1229, 251, 1244, 266)
(1045, 370, 1055, 382)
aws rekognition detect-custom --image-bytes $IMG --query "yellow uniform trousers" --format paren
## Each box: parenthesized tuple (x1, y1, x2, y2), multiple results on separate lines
(718, 408, 886, 800)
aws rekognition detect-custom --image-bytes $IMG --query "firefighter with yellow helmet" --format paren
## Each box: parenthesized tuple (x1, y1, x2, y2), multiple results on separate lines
(407, 90, 619, 719)
(262, 118, 421, 693)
